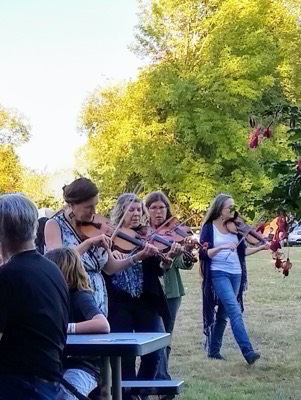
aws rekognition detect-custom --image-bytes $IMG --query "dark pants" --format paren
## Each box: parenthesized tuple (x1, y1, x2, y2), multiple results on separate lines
(0, 374, 60, 400)
(156, 296, 182, 380)
(108, 294, 165, 380)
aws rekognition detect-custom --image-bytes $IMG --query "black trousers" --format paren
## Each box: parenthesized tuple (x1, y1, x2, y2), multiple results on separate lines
(108, 294, 165, 381)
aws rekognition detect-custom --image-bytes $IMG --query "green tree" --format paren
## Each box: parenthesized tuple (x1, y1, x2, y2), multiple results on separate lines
(0, 105, 30, 145)
(256, 104, 301, 218)
(0, 105, 30, 193)
(21, 169, 62, 210)
(0, 146, 24, 193)
(78, 0, 301, 220)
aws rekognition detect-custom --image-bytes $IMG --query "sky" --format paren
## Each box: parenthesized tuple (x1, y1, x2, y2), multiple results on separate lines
(0, 0, 143, 172)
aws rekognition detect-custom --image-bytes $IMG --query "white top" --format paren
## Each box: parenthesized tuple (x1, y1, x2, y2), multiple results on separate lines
(210, 224, 242, 274)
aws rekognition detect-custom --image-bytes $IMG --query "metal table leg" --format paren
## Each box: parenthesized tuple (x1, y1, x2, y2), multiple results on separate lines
(111, 356, 122, 400)
(100, 356, 112, 400)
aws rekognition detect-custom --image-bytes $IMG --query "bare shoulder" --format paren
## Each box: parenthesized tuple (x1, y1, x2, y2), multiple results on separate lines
(45, 218, 60, 231)
(45, 218, 63, 249)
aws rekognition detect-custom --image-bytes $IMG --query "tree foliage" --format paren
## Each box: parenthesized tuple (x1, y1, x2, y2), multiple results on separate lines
(257, 104, 301, 218)
(20, 169, 62, 210)
(0, 105, 30, 145)
(78, 0, 301, 221)
(0, 145, 24, 193)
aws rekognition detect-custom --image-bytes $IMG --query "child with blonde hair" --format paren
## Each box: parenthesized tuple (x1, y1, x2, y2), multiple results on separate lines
(45, 247, 110, 400)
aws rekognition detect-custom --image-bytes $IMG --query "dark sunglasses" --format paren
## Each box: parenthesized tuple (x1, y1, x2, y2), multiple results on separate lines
(224, 206, 236, 212)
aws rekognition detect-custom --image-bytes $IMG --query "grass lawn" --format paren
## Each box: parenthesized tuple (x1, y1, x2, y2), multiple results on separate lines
(169, 247, 301, 400)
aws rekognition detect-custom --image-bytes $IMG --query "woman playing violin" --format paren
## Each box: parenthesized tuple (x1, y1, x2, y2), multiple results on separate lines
(44, 178, 156, 317)
(199, 193, 270, 364)
(104, 193, 182, 384)
(145, 191, 196, 379)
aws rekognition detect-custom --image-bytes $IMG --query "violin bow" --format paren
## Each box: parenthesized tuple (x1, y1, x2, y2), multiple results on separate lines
(164, 215, 195, 234)
(145, 215, 177, 240)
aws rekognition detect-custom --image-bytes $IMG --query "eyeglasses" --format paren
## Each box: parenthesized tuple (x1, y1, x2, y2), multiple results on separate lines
(148, 206, 167, 212)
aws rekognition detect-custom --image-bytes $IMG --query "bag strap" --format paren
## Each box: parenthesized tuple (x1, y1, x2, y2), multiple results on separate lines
(61, 377, 92, 400)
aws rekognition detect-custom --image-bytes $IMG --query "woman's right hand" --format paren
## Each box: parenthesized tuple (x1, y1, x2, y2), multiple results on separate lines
(87, 234, 112, 250)
(219, 242, 237, 251)
(111, 250, 126, 260)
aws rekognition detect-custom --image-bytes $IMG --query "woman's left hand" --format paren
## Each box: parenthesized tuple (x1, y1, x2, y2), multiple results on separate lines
(184, 236, 197, 251)
(260, 242, 271, 250)
(166, 242, 182, 260)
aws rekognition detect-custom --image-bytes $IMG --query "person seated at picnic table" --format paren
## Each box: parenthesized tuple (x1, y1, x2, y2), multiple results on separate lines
(45, 247, 110, 400)
(0, 193, 69, 400)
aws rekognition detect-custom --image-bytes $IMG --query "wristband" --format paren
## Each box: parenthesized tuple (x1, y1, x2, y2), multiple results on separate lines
(67, 323, 76, 334)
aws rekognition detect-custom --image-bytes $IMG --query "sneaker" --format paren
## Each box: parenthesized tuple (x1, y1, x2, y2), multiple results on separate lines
(246, 352, 261, 365)
(207, 353, 226, 360)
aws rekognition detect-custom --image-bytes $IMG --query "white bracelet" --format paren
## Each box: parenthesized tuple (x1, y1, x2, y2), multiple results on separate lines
(68, 323, 76, 334)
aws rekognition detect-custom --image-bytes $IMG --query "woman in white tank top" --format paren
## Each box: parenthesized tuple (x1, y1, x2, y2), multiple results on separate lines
(199, 193, 269, 364)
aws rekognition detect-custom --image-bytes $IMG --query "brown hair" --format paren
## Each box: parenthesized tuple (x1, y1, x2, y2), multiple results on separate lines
(202, 193, 232, 225)
(45, 247, 92, 292)
(144, 191, 173, 220)
(63, 178, 98, 204)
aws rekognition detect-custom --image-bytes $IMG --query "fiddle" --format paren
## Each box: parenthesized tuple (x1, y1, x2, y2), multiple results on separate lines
(155, 216, 201, 250)
(224, 212, 292, 276)
(224, 212, 266, 246)
(137, 225, 197, 263)
(78, 214, 115, 239)
(77, 214, 172, 263)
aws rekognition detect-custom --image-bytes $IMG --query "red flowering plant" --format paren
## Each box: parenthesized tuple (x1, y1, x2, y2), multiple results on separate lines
(250, 104, 301, 221)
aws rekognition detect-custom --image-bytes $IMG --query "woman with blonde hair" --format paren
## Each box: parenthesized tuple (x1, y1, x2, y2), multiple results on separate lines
(105, 193, 182, 384)
(45, 247, 110, 400)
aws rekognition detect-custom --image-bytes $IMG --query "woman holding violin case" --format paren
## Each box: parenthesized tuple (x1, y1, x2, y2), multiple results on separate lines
(103, 192, 182, 384)
(199, 193, 270, 364)
(44, 177, 157, 316)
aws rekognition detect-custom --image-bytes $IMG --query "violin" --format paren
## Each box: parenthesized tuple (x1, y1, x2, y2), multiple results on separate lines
(224, 212, 266, 246)
(224, 212, 292, 276)
(77, 214, 173, 263)
(137, 225, 197, 263)
(155, 216, 201, 250)
(78, 214, 115, 239)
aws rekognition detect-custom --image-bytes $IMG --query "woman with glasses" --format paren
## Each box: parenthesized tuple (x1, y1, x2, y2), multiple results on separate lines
(104, 193, 182, 387)
(199, 193, 269, 364)
(145, 191, 196, 379)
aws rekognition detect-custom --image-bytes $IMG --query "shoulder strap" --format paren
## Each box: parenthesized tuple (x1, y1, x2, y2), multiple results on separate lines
(61, 377, 92, 400)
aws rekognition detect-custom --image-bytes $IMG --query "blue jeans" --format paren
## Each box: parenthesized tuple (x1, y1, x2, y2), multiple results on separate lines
(208, 271, 255, 360)
(0, 374, 60, 400)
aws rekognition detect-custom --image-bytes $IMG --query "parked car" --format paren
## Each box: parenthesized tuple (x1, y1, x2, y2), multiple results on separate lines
(288, 225, 301, 246)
